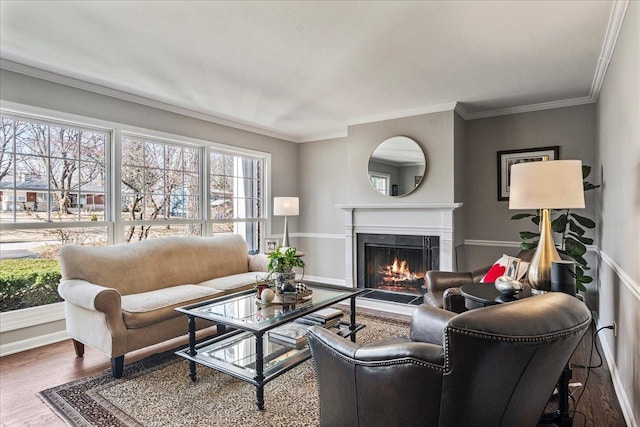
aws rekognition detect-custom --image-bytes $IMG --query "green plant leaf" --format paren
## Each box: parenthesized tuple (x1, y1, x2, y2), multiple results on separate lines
(570, 213, 596, 229)
(521, 241, 538, 250)
(578, 275, 593, 284)
(511, 213, 536, 220)
(552, 214, 567, 233)
(565, 238, 587, 257)
(568, 219, 585, 236)
(567, 232, 593, 245)
(519, 231, 539, 240)
(531, 216, 540, 226)
(584, 183, 600, 191)
(582, 165, 591, 179)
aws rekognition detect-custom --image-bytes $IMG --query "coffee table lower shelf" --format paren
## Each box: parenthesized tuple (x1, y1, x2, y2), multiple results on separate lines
(175, 321, 364, 409)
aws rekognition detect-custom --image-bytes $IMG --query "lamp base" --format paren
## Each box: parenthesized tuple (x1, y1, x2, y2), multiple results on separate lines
(282, 215, 290, 247)
(527, 209, 561, 293)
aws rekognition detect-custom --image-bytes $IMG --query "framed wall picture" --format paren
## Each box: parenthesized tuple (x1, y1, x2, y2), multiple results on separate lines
(265, 238, 279, 253)
(497, 146, 559, 201)
(506, 256, 521, 280)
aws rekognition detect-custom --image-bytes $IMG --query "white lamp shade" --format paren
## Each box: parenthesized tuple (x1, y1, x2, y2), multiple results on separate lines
(273, 197, 299, 216)
(509, 160, 585, 210)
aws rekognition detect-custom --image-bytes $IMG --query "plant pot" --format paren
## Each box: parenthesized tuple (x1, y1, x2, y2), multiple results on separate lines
(272, 271, 296, 293)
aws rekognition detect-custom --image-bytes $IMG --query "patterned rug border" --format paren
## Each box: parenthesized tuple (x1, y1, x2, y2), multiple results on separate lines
(39, 310, 411, 427)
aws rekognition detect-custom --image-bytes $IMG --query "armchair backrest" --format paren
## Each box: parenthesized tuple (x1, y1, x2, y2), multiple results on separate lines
(439, 292, 591, 426)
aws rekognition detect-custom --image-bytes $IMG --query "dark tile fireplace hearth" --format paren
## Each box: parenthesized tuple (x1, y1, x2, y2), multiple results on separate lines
(357, 233, 439, 296)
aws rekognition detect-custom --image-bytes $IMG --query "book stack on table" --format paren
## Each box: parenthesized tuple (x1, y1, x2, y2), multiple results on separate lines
(268, 308, 344, 349)
(268, 323, 311, 349)
(294, 307, 343, 329)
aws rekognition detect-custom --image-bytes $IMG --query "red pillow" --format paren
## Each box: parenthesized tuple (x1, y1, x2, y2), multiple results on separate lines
(480, 255, 529, 283)
(481, 262, 507, 283)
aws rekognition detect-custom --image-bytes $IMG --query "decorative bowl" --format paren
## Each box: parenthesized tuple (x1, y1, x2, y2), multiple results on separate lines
(494, 275, 524, 295)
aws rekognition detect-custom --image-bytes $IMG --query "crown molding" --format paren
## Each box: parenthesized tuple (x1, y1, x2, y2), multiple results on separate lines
(464, 96, 595, 120)
(454, 103, 471, 120)
(347, 102, 459, 127)
(299, 129, 349, 143)
(589, 0, 629, 102)
(0, 59, 301, 143)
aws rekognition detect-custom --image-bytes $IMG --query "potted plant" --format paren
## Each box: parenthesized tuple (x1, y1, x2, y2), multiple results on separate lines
(267, 246, 305, 292)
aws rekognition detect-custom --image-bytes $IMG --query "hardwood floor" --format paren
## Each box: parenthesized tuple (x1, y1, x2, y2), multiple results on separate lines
(0, 316, 627, 426)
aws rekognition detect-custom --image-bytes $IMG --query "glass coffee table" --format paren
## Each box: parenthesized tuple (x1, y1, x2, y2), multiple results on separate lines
(175, 285, 365, 410)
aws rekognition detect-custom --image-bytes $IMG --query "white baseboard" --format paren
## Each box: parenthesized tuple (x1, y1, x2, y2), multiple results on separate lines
(596, 319, 637, 427)
(301, 275, 347, 287)
(0, 330, 69, 357)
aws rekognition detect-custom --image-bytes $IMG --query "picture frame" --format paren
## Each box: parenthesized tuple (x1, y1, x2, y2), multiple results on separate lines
(265, 238, 279, 253)
(506, 256, 521, 280)
(497, 146, 559, 201)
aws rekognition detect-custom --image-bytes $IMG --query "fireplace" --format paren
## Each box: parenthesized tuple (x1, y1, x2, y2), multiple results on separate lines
(357, 233, 439, 295)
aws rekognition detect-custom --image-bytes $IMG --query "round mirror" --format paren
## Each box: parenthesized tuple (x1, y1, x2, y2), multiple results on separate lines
(368, 136, 426, 197)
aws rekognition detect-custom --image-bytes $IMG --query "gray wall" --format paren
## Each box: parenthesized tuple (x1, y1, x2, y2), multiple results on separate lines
(595, 2, 639, 423)
(463, 104, 597, 270)
(297, 110, 457, 280)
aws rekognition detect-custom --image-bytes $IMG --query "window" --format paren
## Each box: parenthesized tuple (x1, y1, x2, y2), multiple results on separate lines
(0, 110, 268, 312)
(1, 116, 107, 222)
(121, 135, 202, 241)
(1, 114, 110, 312)
(209, 151, 264, 252)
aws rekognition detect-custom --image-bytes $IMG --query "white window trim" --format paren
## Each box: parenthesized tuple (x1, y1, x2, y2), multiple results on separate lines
(1, 101, 272, 247)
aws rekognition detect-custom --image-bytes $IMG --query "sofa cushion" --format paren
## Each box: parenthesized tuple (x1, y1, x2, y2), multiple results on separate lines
(199, 271, 268, 293)
(121, 285, 224, 329)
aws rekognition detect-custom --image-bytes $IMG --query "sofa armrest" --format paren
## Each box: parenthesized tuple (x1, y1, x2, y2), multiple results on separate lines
(248, 253, 269, 272)
(425, 270, 474, 293)
(471, 266, 491, 283)
(58, 279, 121, 313)
(443, 287, 468, 313)
(308, 326, 444, 366)
(409, 304, 456, 345)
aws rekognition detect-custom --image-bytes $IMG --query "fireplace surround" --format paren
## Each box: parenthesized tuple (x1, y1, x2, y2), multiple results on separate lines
(337, 203, 462, 288)
(357, 233, 439, 294)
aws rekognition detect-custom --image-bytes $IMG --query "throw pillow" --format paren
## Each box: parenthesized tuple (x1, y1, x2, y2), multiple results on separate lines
(480, 255, 529, 283)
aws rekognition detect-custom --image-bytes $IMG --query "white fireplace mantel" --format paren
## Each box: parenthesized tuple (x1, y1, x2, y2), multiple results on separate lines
(336, 203, 463, 287)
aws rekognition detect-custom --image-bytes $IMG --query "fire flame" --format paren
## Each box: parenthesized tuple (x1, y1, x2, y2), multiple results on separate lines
(379, 256, 423, 282)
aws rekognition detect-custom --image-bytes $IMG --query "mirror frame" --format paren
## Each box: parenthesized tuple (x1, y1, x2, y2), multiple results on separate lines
(367, 136, 427, 197)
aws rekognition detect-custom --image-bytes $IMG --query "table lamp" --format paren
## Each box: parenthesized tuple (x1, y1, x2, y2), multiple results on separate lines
(509, 160, 585, 293)
(273, 197, 299, 248)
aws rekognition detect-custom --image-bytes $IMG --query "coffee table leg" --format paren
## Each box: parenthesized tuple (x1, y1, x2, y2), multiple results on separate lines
(255, 332, 265, 410)
(188, 315, 197, 382)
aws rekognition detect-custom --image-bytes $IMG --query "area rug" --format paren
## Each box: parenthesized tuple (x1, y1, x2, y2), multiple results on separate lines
(40, 312, 410, 427)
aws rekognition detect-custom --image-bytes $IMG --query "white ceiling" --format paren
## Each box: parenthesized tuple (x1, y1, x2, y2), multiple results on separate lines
(0, 1, 619, 142)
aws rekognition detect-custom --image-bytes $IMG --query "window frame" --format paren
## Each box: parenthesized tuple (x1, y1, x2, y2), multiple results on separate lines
(0, 103, 271, 315)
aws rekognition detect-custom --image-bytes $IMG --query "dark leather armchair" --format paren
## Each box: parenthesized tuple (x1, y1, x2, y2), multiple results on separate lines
(425, 249, 539, 313)
(308, 293, 591, 427)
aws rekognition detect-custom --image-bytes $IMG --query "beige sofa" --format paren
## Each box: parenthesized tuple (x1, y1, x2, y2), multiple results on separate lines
(58, 234, 268, 377)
